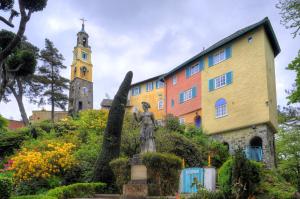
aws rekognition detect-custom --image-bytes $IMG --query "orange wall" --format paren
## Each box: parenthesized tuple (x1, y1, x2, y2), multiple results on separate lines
(165, 61, 202, 118)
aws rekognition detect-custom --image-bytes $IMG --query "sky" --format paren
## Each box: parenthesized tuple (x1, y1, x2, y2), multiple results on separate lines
(0, 0, 299, 120)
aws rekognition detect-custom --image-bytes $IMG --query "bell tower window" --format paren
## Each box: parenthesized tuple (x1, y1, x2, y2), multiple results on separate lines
(83, 37, 87, 47)
(82, 52, 87, 60)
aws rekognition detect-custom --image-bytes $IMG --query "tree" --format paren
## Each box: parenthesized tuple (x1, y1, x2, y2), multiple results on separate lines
(0, 0, 48, 100)
(277, 127, 300, 192)
(1, 30, 41, 125)
(37, 39, 69, 123)
(286, 51, 300, 104)
(278, 105, 300, 123)
(276, 0, 300, 38)
(93, 71, 133, 184)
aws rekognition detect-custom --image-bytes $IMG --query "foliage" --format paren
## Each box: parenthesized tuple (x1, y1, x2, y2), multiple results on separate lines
(165, 114, 184, 132)
(276, 127, 300, 191)
(37, 39, 69, 122)
(218, 158, 233, 196)
(156, 130, 205, 167)
(286, 50, 300, 104)
(109, 157, 130, 191)
(76, 109, 108, 133)
(11, 182, 106, 199)
(231, 149, 261, 199)
(142, 152, 182, 196)
(276, 0, 300, 38)
(11, 142, 77, 194)
(189, 189, 225, 199)
(0, 130, 28, 157)
(255, 169, 297, 199)
(93, 71, 133, 184)
(0, 114, 8, 133)
(0, 176, 12, 199)
(277, 105, 300, 123)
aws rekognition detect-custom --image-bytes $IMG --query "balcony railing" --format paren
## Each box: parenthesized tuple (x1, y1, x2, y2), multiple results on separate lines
(245, 146, 262, 162)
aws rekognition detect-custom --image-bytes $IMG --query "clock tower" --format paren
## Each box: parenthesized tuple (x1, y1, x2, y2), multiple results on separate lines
(68, 19, 93, 114)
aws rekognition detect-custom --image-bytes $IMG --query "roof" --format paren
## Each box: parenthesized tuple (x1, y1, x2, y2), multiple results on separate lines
(100, 99, 131, 107)
(130, 73, 165, 87)
(164, 17, 280, 78)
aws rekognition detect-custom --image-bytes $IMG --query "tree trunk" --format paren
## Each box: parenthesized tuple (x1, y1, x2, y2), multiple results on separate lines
(51, 63, 54, 123)
(8, 82, 29, 126)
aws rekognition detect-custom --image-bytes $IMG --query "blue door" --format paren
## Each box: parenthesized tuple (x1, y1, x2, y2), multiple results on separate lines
(195, 116, 201, 128)
(180, 168, 204, 193)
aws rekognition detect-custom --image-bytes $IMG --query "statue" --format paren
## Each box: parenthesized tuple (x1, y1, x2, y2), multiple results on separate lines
(133, 101, 157, 153)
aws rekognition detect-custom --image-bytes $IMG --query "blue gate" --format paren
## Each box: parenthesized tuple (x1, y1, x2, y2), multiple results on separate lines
(245, 146, 262, 161)
(180, 168, 204, 193)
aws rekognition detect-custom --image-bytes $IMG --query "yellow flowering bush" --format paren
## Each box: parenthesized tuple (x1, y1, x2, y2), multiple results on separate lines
(77, 109, 108, 132)
(11, 142, 76, 183)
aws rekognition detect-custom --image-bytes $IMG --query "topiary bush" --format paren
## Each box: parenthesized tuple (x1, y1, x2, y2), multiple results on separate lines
(218, 158, 233, 196)
(0, 176, 12, 199)
(142, 152, 182, 196)
(109, 157, 130, 192)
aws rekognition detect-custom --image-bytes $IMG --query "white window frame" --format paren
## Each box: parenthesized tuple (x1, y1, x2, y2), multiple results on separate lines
(215, 74, 226, 89)
(157, 81, 164, 89)
(82, 51, 88, 61)
(183, 88, 193, 102)
(179, 117, 185, 124)
(216, 104, 227, 118)
(132, 87, 140, 96)
(172, 75, 177, 85)
(248, 36, 253, 43)
(158, 99, 164, 110)
(213, 49, 225, 65)
(146, 82, 153, 92)
(190, 64, 199, 76)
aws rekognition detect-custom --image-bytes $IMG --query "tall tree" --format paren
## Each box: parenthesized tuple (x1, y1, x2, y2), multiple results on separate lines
(286, 51, 300, 104)
(93, 71, 133, 184)
(1, 30, 41, 125)
(276, 0, 300, 38)
(37, 39, 69, 123)
(0, 0, 48, 100)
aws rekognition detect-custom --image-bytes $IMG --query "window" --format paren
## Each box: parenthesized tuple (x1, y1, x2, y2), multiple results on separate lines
(172, 75, 177, 85)
(146, 82, 153, 92)
(158, 99, 164, 110)
(179, 117, 185, 124)
(82, 87, 88, 95)
(215, 98, 227, 118)
(213, 49, 225, 65)
(215, 74, 226, 89)
(248, 36, 253, 43)
(190, 64, 200, 75)
(156, 80, 164, 89)
(78, 101, 83, 110)
(171, 99, 175, 108)
(179, 87, 197, 103)
(82, 52, 88, 60)
(132, 86, 140, 96)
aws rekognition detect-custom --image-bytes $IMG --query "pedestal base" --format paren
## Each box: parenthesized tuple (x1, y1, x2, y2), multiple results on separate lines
(122, 184, 148, 199)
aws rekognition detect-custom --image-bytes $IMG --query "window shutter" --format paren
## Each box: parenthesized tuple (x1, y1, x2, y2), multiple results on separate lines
(139, 86, 141, 94)
(209, 79, 215, 91)
(225, 46, 232, 59)
(208, 55, 213, 67)
(192, 87, 197, 98)
(131, 88, 134, 96)
(179, 92, 184, 104)
(199, 59, 204, 71)
(186, 67, 191, 78)
(226, 71, 233, 85)
(146, 83, 149, 91)
(156, 81, 158, 89)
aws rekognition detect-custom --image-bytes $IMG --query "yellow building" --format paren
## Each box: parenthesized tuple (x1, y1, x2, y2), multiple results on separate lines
(29, 110, 68, 123)
(128, 75, 165, 124)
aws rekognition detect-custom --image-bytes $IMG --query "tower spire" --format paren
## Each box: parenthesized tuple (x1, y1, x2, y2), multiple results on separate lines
(80, 17, 87, 31)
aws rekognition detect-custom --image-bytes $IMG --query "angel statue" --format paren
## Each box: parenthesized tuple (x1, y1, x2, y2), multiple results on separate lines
(133, 101, 157, 153)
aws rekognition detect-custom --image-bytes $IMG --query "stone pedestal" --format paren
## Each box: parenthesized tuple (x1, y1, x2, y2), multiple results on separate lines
(122, 154, 148, 199)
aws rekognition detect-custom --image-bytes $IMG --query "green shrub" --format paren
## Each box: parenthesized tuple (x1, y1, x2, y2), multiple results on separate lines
(11, 195, 56, 199)
(189, 189, 225, 199)
(109, 157, 130, 191)
(256, 169, 296, 199)
(142, 152, 182, 196)
(0, 176, 12, 199)
(165, 114, 184, 132)
(46, 182, 106, 199)
(218, 158, 233, 195)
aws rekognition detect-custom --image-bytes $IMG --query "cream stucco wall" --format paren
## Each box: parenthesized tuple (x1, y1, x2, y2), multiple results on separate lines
(202, 27, 277, 134)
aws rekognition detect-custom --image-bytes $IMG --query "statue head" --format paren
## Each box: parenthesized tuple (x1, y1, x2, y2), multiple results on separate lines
(141, 101, 150, 111)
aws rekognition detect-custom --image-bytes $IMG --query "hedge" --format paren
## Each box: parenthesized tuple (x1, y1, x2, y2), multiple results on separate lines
(109, 157, 130, 191)
(11, 182, 106, 199)
(0, 176, 13, 199)
(189, 189, 225, 199)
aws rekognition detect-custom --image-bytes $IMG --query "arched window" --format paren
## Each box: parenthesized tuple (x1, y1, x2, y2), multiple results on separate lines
(247, 136, 263, 162)
(215, 98, 227, 118)
(250, 136, 262, 148)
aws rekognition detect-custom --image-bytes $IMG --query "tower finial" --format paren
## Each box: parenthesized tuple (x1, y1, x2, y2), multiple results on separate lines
(80, 18, 87, 31)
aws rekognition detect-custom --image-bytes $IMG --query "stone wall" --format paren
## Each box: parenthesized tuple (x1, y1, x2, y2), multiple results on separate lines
(211, 123, 276, 168)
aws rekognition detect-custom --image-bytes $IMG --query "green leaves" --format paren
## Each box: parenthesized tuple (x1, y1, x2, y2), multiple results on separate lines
(286, 51, 300, 104)
(6, 50, 36, 76)
(23, 0, 48, 12)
